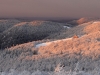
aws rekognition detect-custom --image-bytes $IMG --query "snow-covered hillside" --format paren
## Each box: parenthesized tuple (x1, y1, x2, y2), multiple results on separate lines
(0, 20, 70, 49)
(0, 19, 100, 75)
(35, 38, 72, 48)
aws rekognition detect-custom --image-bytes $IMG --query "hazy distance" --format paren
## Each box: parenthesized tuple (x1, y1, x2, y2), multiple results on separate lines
(0, 0, 100, 19)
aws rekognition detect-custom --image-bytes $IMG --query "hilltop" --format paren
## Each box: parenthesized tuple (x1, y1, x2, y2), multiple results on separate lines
(0, 18, 100, 75)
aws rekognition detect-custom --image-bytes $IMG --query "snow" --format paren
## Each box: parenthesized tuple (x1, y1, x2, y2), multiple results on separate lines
(63, 26, 71, 29)
(93, 21, 100, 24)
(35, 38, 72, 48)
(35, 43, 48, 48)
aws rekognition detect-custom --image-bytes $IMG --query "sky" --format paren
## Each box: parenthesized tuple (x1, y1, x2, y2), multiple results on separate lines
(0, 0, 100, 19)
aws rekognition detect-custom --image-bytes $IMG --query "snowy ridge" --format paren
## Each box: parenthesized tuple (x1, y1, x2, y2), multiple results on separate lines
(35, 38, 72, 48)
(93, 21, 100, 24)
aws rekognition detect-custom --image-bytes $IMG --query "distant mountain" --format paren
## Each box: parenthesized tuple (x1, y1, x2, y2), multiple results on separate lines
(0, 18, 100, 49)
(0, 19, 20, 33)
(67, 17, 100, 25)
(0, 20, 66, 49)
(76, 17, 100, 24)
